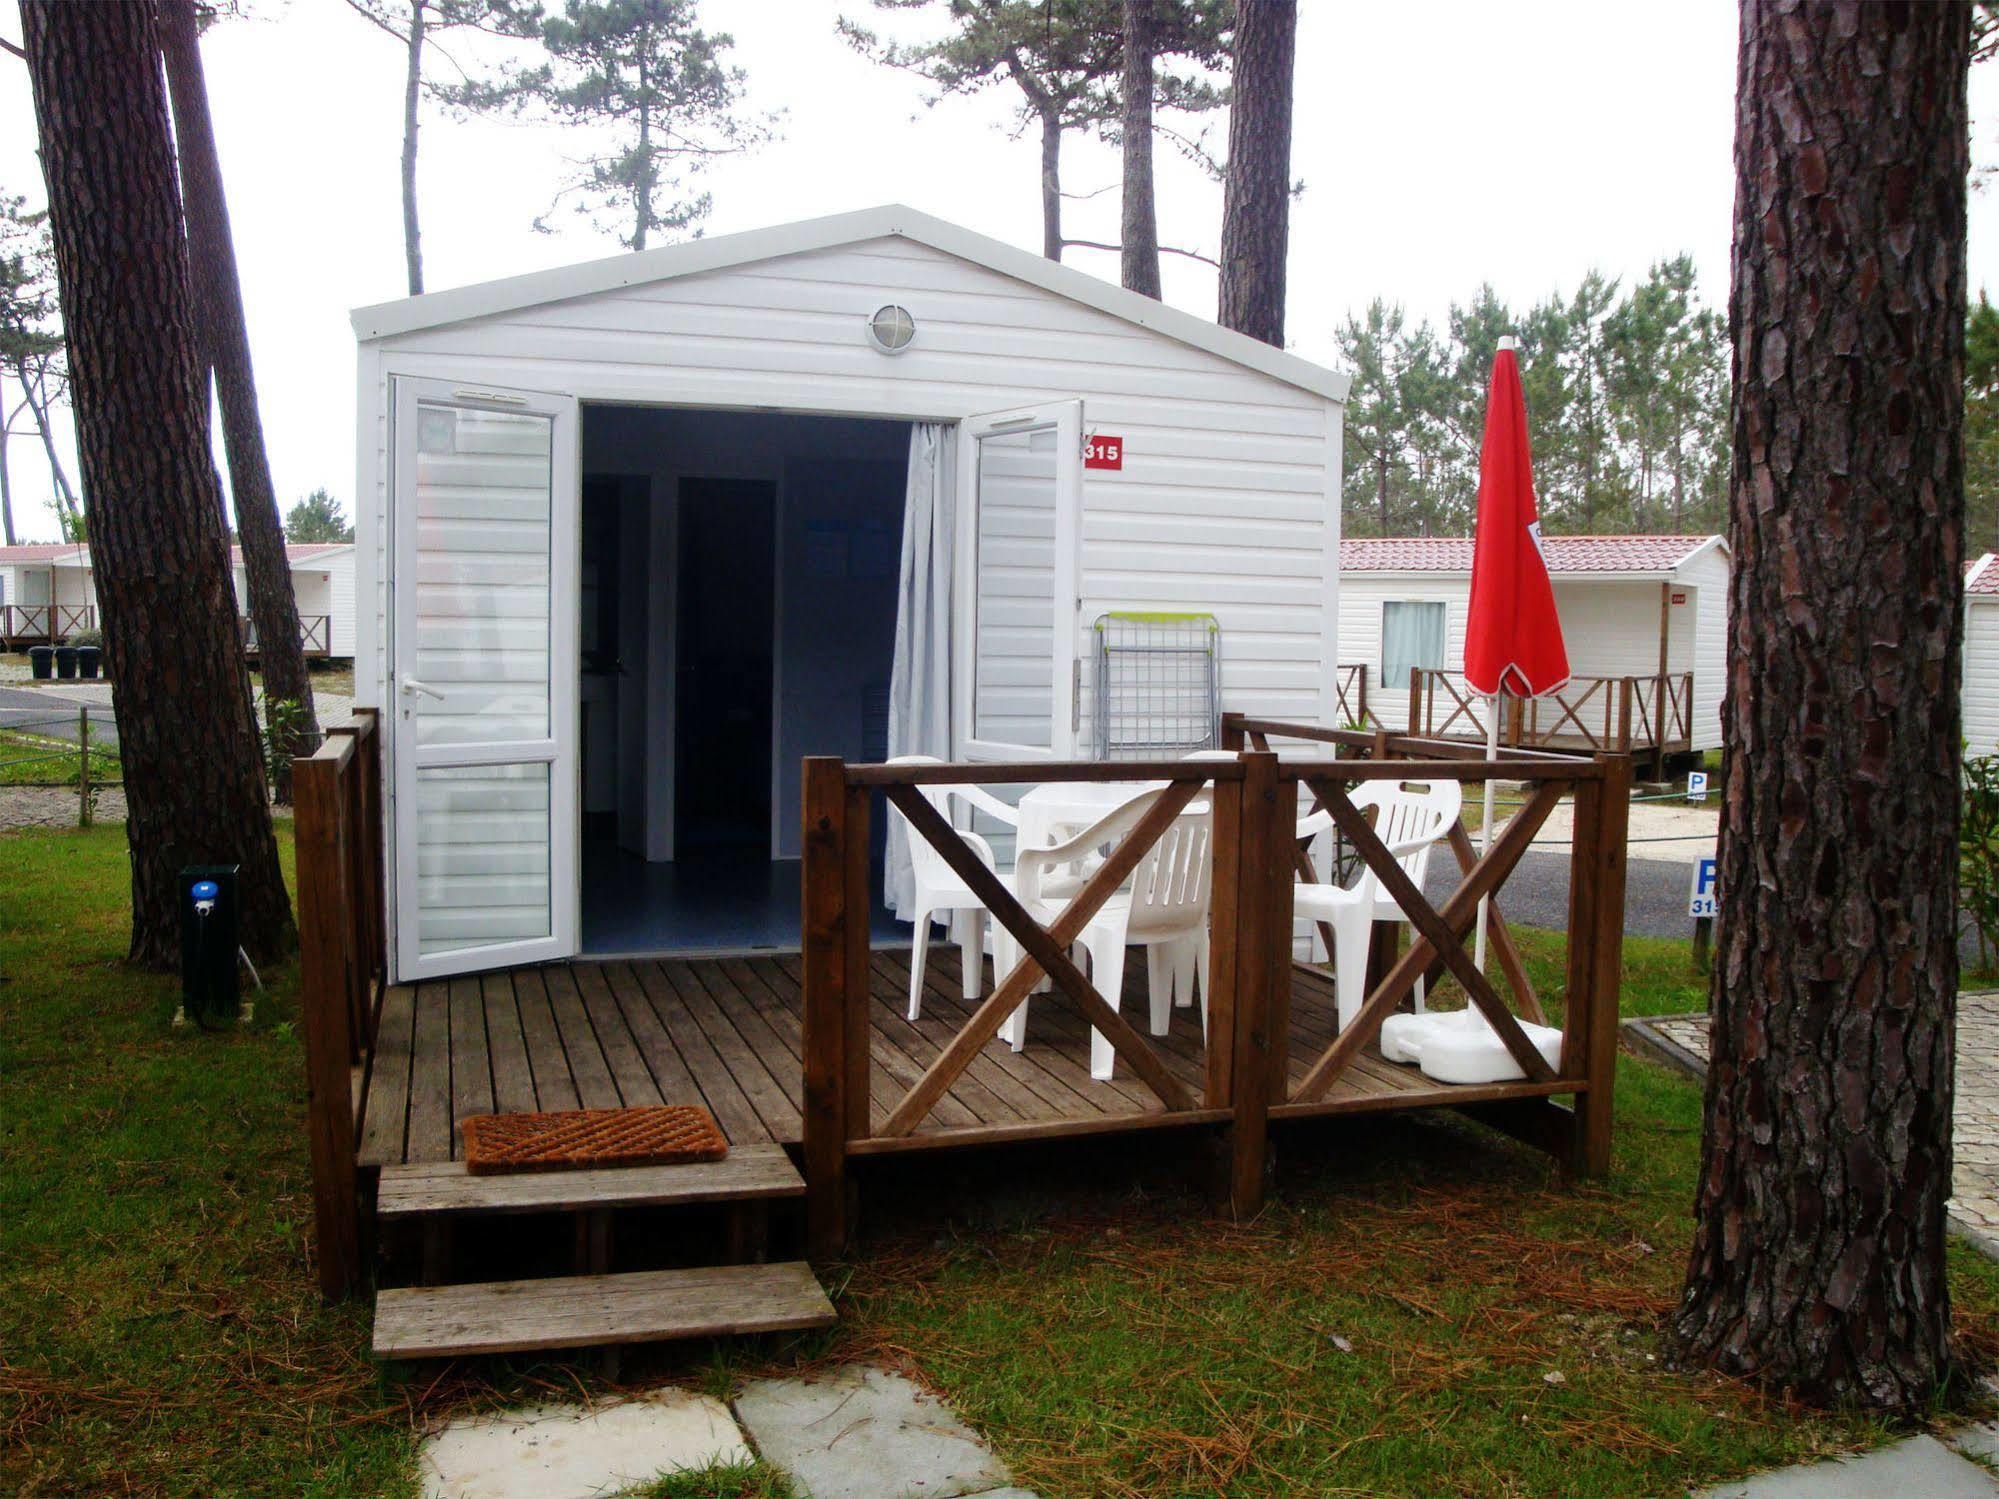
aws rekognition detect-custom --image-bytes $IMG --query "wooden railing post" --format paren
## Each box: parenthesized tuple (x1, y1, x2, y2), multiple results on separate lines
(1616, 676, 1635, 754)
(294, 753, 361, 1299)
(1220, 712, 1246, 752)
(1407, 669, 1423, 736)
(1356, 666, 1368, 728)
(1560, 753, 1631, 1175)
(802, 758, 868, 1261)
(1226, 751, 1290, 1217)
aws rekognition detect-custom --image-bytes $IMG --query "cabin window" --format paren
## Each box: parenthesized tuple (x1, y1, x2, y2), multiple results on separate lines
(1381, 600, 1446, 689)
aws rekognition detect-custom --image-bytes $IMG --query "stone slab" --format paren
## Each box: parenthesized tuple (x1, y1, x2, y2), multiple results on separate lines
(419, 1388, 749, 1499)
(1695, 1434, 1999, 1497)
(734, 1365, 1010, 1499)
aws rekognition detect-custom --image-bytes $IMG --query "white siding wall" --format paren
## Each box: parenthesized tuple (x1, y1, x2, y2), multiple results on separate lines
(1677, 547, 1730, 752)
(325, 549, 357, 657)
(1968, 599, 1999, 756)
(1336, 576, 1469, 731)
(358, 236, 1340, 732)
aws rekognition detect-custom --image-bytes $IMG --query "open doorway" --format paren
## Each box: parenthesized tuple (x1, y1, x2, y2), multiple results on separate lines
(577, 407, 910, 954)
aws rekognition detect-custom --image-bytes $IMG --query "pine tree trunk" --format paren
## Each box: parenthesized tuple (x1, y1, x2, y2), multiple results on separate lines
(23, 370, 79, 524)
(1671, 0, 1969, 1408)
(1120, 0, 1161, 299)
(402, 0, 425, 296)
(1039, 105, 1063, 262)
(160, 0, 320, 806)
(20, 0, 292, 968)
(1217, 0, 1296, 347)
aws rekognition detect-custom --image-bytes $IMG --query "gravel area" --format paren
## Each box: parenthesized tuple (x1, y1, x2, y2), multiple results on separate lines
(0, 785, 125, 830)
(1632, 998, 1999, 1255)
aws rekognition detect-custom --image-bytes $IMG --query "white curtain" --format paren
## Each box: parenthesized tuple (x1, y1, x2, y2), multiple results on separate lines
(1382, 600, 1446, 689)
(884, 423, 957, 918)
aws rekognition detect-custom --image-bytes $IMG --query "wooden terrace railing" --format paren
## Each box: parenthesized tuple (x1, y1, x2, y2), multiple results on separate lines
(243, 614, 333, 655)
(1335, 662, 1372, 727)
(292, 707, 386, 1298)
(1408, 668, 1693, 756)
(801, 727, 1630, 1257)
(0, 602, 96, 643)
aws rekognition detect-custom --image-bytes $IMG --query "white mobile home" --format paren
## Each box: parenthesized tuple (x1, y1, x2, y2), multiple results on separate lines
(1336, 534, 1730, 757)
(1969, 553, 1999, 755)
(352, 205, 1349, 982)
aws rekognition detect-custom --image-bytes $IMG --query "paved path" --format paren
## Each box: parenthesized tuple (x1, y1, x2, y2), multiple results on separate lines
(1629, 996, 1999, 1252)
(0, 683, 117, 747)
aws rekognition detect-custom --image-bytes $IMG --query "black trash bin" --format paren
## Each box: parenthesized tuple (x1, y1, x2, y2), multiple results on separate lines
(28, 645, 52, 680)
(77, 646, 101, 680)
(53, 645, 78, 679)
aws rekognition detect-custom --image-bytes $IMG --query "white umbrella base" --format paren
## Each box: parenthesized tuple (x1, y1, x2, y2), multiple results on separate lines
(1379, 1008, 1565, 1086)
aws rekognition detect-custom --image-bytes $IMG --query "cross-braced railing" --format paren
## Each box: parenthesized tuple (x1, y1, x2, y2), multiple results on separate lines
(802, 732, 1630, 1260)
(1410, 669, 1695, 758)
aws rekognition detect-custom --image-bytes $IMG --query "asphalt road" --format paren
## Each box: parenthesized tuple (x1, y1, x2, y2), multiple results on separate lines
(0, 685, 118, 748)
(1429, 847, 1989, 968)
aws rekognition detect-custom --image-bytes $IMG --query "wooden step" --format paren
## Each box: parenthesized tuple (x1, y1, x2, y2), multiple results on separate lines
(373, 1261, 835, 1360)
(375, 1144, 803, 1220)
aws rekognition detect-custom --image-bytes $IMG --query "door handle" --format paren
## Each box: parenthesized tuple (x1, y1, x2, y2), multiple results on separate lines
(400, 677, 446, 702)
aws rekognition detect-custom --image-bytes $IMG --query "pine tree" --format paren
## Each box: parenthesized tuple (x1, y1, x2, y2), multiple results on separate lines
(1216, 0, 1294, 346)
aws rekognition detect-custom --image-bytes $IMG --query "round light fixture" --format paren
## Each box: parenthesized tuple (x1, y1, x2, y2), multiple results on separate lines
(867, 303, 916, 354)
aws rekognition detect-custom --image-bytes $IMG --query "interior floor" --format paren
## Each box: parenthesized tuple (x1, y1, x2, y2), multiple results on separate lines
(580, 835, 902, 955)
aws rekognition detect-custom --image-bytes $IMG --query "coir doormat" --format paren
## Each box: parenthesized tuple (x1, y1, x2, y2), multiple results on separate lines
(461, 1104, 728, 1174)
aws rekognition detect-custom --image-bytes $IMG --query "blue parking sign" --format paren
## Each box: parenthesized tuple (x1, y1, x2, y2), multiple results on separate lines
(1688, 857, 1719, 919)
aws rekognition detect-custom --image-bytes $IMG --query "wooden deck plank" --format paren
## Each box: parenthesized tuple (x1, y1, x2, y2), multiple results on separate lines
(406, 981, 456, 1165)
(481, 973, 538, 1117)
(447, 976, 494, 1159)
(358, 982, 415, 1168)
(541, 964, 624, 1111)
(653, 960, 805, 1143)
(511, 968, 582, 1113)
(874, 951, 1098, 1123)
(609, 962, 771, 1146)
(863, 987, 1023, 1128)
(372, 1262, 835, 1360)
(726, 955, 884, 1137)
(376, 1144, 803, 1219)
(568, 963, 665, 1109)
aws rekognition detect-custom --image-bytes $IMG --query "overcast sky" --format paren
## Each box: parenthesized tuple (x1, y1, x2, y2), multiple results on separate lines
(3, 0, 1998, 543)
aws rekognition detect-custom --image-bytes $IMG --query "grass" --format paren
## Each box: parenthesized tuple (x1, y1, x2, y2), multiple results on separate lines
(4, 822, 1998, 1496)
(0, 726, 120, 788)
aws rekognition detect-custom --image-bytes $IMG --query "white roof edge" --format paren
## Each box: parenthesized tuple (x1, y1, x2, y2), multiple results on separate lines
(1670, 534, 1729, 571)
(1344, 567, 1682, 583)
(349, 203, 1352, 405)
(1970, 551, 1997, 593)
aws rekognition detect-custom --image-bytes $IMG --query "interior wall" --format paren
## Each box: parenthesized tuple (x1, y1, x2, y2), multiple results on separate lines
(579, 407, 911, 863)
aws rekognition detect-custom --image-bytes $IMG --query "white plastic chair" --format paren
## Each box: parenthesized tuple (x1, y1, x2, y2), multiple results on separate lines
(887, 755, 1021, 1021)
(997, 788, 1214, 1080)
(1294, 778, 1463, 1031)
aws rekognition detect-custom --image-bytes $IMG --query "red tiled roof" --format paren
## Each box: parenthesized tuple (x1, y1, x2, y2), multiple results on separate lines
(0, 543, 83, 563)
(1, 541, 346, 568)
(1341, 534, 1718, 575)
(227, 543, 351, 566)
(1970, 554, 1999, 595)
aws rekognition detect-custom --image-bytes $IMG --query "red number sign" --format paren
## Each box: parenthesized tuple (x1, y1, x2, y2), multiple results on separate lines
(1084, 434, 1124, 470)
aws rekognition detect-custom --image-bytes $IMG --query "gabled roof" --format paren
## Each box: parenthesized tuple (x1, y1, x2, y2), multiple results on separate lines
(0, 543, 85, 564)
(1342, 534, 1725, 577)
(350, 203, 1352, 404)
(1970, 553, 1999, 596)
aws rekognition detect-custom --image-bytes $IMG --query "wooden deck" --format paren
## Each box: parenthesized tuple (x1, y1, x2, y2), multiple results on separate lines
(358, 949, 1556, 1170)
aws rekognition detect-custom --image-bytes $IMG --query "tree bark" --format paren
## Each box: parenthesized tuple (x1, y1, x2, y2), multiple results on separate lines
(160, 0, 320, 805)
(1120, 0, 1161, 299)
(20, 0, 292, 967)
(1671, 0, 1969, 1408)
(1038, 103, 1063, 262)
(1217, 0, 1295, 347)
(402, 0, 425, 295)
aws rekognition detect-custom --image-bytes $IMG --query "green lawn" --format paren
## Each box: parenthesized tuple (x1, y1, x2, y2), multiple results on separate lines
(2, 823, 1995, 1497)
(0, 726, 120, 789)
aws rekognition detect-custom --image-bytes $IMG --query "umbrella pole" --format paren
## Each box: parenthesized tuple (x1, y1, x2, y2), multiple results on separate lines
(1474, 690, 1500, 974)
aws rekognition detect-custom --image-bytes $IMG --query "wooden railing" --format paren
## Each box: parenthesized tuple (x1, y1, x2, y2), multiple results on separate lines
(292, 707, 385, 1299)
(243, 614, 332, 654)
(801, 727, 1630, 1257)
(1408, 669, 1694, 755)
(0, 603, 96, 642)
(1335, 662, 1372, 727)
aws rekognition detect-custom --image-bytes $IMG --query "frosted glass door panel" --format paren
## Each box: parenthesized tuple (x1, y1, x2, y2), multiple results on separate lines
(410, 405, 553, 747)
(413, 764, 552, 955)
(972, 425, 1059, 749)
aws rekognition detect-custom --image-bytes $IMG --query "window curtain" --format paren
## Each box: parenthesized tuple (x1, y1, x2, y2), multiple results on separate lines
(1381, 600, 1446, 689)
(884, 422, 957, 919)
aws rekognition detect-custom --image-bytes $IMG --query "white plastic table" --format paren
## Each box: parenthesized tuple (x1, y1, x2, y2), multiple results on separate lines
(1014, 780, 1167, 859)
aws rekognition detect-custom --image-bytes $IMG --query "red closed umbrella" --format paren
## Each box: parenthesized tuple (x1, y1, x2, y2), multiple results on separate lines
(1464, 336, 1567, 972)
(1464, 338, 1570, 698)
